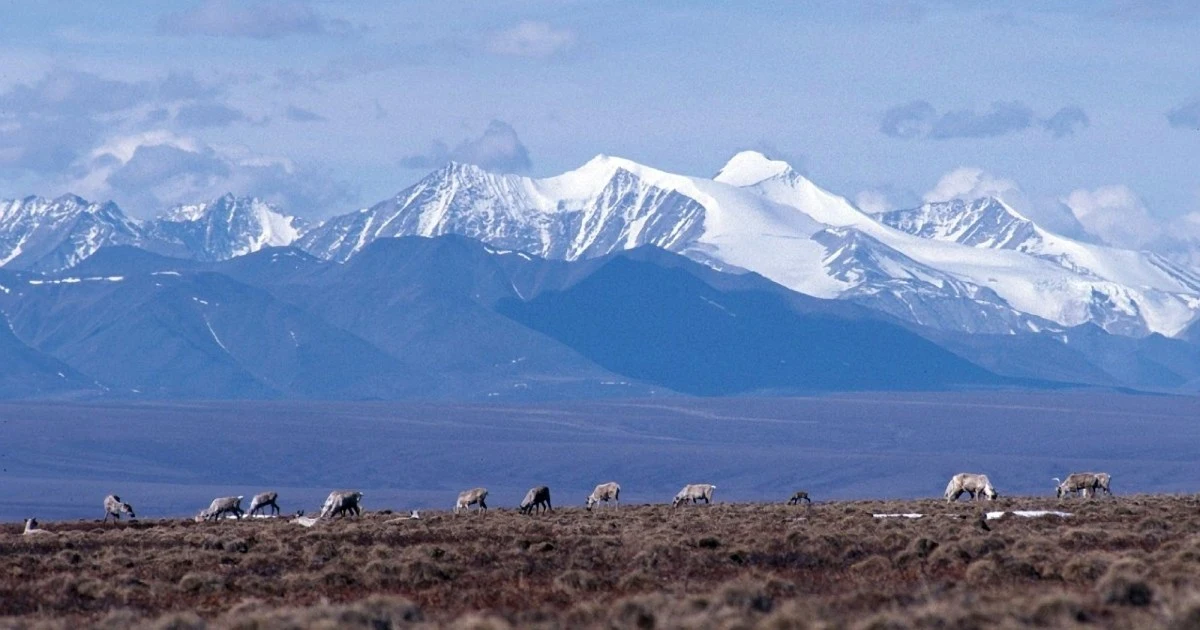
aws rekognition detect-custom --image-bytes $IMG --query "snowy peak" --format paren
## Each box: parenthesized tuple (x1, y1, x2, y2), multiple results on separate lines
(811, 226, 1056, 335)
(7, 152, 1199, 341)
(296, 155, 1200, 338)
(720, 156, 875, 229)
(874, 197, 1043, 252)
(0, 192, 308, 272)
(713, 151, 794, 187)
(297, 155, 714, 264)
(150, 194, 307, 260)
(0, 194, 144, 271)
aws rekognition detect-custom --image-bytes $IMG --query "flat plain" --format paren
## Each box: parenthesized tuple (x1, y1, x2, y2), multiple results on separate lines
(4, 392, 1200, 521)
(4, 496, 1200, 628)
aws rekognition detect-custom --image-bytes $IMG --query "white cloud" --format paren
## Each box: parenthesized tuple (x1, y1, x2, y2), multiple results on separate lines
(158, 0, 356, 39)
(923, 167, 1022, 205)
(1063, 185, 1163, 249)
(854, 190, 893, 214)
(71, 130, 352, 218)
(1061, 185, 1200, 266)
(487, 22, 575, 58)
(89, 130, 202, 164)
(400, 120, 532, 173)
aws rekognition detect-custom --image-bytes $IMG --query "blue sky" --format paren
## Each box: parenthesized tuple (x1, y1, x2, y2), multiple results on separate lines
(1, 1, 1198, 254)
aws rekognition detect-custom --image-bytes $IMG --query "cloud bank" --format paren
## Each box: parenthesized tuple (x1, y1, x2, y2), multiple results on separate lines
(158, 0, 354, 39)
(881, 101, 1089, 140)
(487, 22, 575, 58)
(77, 131, 354, 218)
(400, 120, 532, 173)
(1167, 100, 1200, 129)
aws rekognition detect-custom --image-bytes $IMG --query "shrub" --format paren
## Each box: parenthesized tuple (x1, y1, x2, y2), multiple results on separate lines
(1097, 572, 1154, 607)
(177, 571, 226, 595)
(1061, 551, 1113, 583)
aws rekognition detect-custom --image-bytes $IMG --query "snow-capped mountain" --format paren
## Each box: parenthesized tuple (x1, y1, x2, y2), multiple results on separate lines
(298, 155, 840, 294)
(811, 226, 1056, 335)
(299, 160, 725, 269)
(147, 194, 307, 261)
(873, 198, 1042, 252)
(732, 154, 1200, 337)
(0, 193, 305, 272)
(0, 194, 145, 272)
(299, 151, 1200, 337)
(8, 153, 1200, 339)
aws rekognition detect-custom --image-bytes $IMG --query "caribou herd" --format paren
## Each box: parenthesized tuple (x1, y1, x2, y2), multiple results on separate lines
(14, 471, 1119, 532)
(943, 471, 1114, 503)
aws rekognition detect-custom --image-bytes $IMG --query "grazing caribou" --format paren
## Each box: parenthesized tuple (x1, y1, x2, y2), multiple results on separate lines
(519, 486, 552, 515)
(319, 490, 363, 518)
(103, 495, 135, 523)
(195, 496, 244, 522)
(673, 484, 717, 507)
(944, 473, 997, 502)
(455, 487, 489, 514)
(586, 482, 621, 511)
(787, 490, 812, 506)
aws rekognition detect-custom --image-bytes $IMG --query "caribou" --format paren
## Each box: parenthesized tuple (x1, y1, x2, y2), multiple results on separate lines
(787, 490, 812, 505)
(247, 491, 281, 517)
(586, 482, 621, 511)
(102, 494, 135, 523)
(1054, 472, 1112, 499)
(195, 496, 244, 522)
(944, 473, 998, 502)
(455, 487, 489, 514)
(319, 490, 364, 519)
(519, 486, 552, 515)
(673, 484, 717, 507)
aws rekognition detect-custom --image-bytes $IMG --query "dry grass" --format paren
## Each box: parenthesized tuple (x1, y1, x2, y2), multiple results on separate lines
(3, 495, 1200, 628)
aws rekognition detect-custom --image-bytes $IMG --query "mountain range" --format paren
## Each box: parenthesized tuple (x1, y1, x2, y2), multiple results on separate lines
(294, 152, 1200, 338)
(3, 151, 1200, 399)
(0, 193, 304, 272)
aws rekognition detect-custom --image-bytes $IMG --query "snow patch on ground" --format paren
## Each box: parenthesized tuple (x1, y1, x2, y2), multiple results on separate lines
(28, 276, 122, 285)
(987, 510, 1071, 519)
(204, 318, 228, 352)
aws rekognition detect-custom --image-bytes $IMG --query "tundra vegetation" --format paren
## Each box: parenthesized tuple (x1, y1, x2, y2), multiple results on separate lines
(6, 496, 1200, 628)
